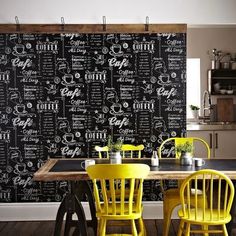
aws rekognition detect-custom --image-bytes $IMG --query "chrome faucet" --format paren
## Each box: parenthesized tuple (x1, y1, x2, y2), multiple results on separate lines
(203, 90, 212, 121)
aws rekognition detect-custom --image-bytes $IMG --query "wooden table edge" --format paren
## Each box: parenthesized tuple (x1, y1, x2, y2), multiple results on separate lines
(33, 158, 236, 181)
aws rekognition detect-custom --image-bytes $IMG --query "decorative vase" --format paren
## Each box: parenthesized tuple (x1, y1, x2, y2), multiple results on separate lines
(110, 151, 122, 164)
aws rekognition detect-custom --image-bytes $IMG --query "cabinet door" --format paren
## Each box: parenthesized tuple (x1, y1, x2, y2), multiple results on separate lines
(214, 131, 236, 158)
(187, 131, 214, 158)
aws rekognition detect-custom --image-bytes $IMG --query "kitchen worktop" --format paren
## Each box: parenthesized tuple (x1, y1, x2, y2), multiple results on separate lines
(187, 121, 236, 131)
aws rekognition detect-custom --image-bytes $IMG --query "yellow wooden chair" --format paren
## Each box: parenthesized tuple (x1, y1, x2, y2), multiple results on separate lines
(87, 164, 150, 236)
(158, 137, 211, 236)
(178, 169, 234, 235)
(95, 144, 144, 159)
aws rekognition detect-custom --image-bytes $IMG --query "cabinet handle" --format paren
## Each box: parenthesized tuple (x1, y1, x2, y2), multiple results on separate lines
(215, 133, 218, 149)
(209, 133, 212, 149)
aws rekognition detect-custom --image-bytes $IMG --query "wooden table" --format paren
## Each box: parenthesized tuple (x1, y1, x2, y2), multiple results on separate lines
(34, 158, 236, 235)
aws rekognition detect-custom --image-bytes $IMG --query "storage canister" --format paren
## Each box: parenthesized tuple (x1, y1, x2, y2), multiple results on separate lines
(220, 62, 230, 69)
(231, 61, 236, 70)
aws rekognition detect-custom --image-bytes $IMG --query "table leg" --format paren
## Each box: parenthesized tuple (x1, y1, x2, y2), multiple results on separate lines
(76, 180, 97, 235)
(53, 181, 94, 236)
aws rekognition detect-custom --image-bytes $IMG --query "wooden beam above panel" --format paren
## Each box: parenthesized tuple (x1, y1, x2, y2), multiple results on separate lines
(0, 24, 187, 33)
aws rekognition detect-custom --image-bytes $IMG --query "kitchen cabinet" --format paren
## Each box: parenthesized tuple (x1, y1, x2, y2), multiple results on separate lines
(208, 69, 236, 95)
(187, 130, 236, 158)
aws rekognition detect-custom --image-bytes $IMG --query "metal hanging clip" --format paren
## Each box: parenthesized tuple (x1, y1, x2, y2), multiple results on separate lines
(145, 16, 149, 32)
(61, 17, 65, 32)
(15, 16, 20, 31)
(103, 16, 106, 31)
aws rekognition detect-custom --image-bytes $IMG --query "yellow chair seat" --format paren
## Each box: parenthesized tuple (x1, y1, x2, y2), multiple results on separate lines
(178, 208, 232, 224)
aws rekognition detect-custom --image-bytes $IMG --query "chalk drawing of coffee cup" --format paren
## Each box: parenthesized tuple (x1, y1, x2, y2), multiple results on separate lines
(13, 104, 27, 115)
(14, 163, 27, 175)
(110, 44, 123, 57)
(62, 133, 76, 145)
(110, 103, 123, 115)
(62, 74, 75, 86)
(158, 73, 170, 85)
(13, 44, 26, 56)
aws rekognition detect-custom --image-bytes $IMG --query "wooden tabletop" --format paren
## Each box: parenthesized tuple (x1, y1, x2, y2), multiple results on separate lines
(33, 158, 236, 181)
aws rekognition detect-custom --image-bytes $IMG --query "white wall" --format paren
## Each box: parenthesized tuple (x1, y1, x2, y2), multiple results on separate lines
(0, 0, 236, 25)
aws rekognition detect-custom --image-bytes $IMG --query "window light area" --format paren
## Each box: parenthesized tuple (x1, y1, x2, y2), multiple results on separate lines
(186, 58, 201, 119)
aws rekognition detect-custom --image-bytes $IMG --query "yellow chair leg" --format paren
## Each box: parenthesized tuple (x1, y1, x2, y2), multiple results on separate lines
(138, 218, 146, 236)
(186, 222, 190, 236)
(97, 219, 100, 236)
(131, 219, 138, 236)
(100, 218, 106, 236)
(223, 224, 229, 236)
(177, 220, 184, 236)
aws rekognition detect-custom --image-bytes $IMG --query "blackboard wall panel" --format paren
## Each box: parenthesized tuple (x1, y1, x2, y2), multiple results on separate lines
(0, 31, 186, 202)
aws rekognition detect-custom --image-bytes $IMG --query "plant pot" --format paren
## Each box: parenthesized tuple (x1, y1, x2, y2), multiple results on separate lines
(180, 152, 193, 166)
(110, 151, 122, 164)
(191, 110, 199, 121)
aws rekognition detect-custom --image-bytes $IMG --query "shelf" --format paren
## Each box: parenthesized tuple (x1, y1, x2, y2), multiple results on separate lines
(211, 93, 235, 95)
(208, 69, 236, 95)
(210, 69, 236, 77)
(211, 77, 236, 80)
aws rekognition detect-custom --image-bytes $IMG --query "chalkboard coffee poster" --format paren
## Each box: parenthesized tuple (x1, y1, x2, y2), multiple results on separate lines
(0, 32, 186, 202)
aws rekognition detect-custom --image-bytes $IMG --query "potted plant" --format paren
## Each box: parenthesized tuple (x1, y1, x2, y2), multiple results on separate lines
(107, 135, 123, 164)
(190, 105, 200, 121)
(176, 141, 194, 165)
